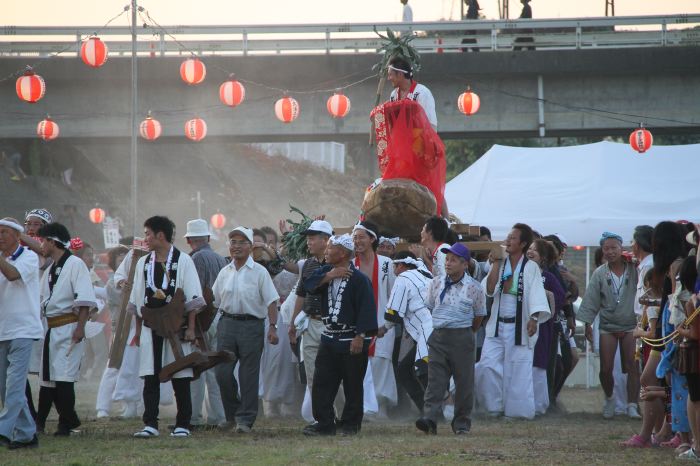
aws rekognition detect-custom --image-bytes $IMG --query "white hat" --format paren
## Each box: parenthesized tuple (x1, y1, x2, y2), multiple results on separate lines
(229, 226, 253, 244)
(302, 220, 333, 236)
(329, 234, 354, 252)
(184, 219, 210, 238)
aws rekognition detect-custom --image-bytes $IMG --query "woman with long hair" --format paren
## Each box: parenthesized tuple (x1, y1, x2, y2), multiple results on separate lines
(526, 239, 564, 415)
(650, 221, 690, 454)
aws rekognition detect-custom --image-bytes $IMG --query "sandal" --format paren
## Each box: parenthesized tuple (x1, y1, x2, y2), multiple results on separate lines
(659, 433, 682, 448)
(170, 427, 191, 438)
(620, 434, 651, 448)
(133, 426, 159, 438)
(676, 443, 692, 455)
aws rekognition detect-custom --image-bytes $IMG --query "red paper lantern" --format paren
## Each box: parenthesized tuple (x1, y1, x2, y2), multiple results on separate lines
(16, 67, 45, 103)
(219, 79, 245, 107)
(37, 117, 59, 141)
(139, 115, 162, 141)
(89, 207, 106, 224)
(185, 118, 207, 141)
(327, 92, 351, 118)
(180, 58, 206, 85)
(80, 37, 109, 68)
(211, 213, 226, 230)
(457, 89, 480, 116)
(274, 96, 300, 123)
(629, 127, 653, 154)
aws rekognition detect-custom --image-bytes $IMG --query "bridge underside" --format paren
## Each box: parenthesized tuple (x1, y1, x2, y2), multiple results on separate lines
(1, 46, 698, 142)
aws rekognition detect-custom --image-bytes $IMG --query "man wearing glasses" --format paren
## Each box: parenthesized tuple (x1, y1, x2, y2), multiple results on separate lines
(212, 227, 279, 433)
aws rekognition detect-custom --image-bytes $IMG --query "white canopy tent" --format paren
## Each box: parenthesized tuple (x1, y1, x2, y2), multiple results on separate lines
(445, 141, 700, 246)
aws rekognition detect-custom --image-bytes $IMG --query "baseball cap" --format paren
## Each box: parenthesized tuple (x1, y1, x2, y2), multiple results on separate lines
(440, 243, 471, 261)
(229, 226, 254, 243)
(302, 220, 333, 236)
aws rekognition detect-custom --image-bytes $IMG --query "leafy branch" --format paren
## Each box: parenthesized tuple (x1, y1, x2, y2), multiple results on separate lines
(372, 27, 422, 76)
(281, 205, 314, 261)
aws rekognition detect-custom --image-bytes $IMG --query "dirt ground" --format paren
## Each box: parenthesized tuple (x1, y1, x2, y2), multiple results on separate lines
(5, 379, 677, 465)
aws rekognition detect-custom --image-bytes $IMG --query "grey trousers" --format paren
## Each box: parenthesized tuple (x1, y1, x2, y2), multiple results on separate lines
(423, 327, 476, 431)
(215, 317, 264, 428)
(0, 338, 36, 442)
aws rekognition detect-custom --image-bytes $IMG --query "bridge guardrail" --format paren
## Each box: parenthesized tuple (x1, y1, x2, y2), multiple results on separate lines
(0, 14, 698, 56)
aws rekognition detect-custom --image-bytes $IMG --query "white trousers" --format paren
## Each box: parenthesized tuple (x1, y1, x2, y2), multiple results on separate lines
(532, 367, 549, 415)
(96, 342, 143, 412)
(191, 368, 225, 425)
(613, 346, 628, 413)
(369, 356, 397, 406)
(476, 322, 536, 420)
(260, 322, 297, 404)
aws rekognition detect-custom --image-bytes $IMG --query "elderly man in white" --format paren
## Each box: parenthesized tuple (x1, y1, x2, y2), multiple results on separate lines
(0, 218, 44, 449)
(475, 223, 550, 420)
(213, 226, 279, 433)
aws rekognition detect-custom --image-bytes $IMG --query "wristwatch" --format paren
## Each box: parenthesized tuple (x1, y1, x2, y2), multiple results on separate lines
(270, 323, 278, 329)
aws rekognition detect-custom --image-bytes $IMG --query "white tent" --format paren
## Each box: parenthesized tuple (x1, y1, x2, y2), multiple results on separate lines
(445, 141, 700, 246)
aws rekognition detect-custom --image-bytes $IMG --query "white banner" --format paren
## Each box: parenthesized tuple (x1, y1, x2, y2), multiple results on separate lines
(102, 218, 121, 249)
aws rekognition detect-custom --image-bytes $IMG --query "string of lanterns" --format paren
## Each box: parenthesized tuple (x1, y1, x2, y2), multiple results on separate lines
(13, 30, 658, 153)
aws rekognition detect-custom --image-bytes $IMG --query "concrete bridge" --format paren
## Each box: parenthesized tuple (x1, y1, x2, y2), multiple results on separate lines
(1, 15, 699, 142)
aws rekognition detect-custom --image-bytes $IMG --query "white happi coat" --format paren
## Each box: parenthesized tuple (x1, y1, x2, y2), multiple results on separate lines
(364, 254, 397, 404)
(385, 269, 433, 361)
(483, 258, 550, 349)
(39, 254, 97, 383)
(128, 250, 205, 379)
(475, 257, 550, 419)
(372, 254, 396, 359)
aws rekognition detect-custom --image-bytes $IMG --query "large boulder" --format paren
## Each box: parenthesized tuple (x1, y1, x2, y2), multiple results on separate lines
(361, 178, 437, 241)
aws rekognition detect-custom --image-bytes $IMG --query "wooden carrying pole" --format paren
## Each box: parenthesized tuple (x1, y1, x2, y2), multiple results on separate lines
(108, 248, 147, 369)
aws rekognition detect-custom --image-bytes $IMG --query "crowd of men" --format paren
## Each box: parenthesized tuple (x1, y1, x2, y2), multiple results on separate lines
(2, 208, 699, 459)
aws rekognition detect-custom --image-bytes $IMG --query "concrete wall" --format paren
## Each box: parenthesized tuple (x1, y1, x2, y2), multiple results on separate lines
(1, 46, 699, 141)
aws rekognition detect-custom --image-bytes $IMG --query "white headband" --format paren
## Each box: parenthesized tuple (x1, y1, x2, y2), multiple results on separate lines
(46, 236, 70, 248)
(392, 257, 421, 267)
(388, 64, 411, 74)
(329, 234, 354, 252)
(352, 223, 378, 240)
(0, 219, 23, 233)
(379, 236, 400, 247)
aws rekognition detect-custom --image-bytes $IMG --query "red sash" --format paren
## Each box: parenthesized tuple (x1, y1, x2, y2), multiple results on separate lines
(355, 254, 379, 357)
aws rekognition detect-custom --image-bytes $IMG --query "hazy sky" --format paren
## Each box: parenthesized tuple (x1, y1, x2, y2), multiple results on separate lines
(4, 0, 698, 25)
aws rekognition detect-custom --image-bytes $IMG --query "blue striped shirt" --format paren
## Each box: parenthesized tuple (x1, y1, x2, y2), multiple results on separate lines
(426, 273, 486, 329)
